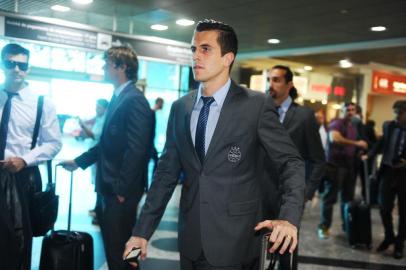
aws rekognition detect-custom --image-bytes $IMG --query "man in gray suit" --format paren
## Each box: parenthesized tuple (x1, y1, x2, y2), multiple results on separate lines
(124, 19, 305, 270)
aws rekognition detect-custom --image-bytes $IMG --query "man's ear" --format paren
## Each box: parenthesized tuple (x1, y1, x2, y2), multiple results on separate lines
(223, 52, 235, 68)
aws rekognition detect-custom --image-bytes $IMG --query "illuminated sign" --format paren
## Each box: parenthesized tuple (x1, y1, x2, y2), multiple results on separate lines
(372, 71, 406, 95)
(310, 84, 346, 96)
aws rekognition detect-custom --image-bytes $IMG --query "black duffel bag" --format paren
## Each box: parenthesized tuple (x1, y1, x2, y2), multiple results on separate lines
(29, 162, 59, 237)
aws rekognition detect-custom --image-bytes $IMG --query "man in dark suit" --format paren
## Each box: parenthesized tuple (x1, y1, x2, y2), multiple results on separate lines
(366, 100, 406, 259)
(123, 19, 305, 270)
(268, 65, 325, 202)
(62, 46, 153, 270)
(264, 65, 325, 269)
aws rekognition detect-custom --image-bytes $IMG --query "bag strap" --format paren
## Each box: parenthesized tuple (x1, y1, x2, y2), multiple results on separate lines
(31, 96, 53, 185)
(31, 96, 44, 150)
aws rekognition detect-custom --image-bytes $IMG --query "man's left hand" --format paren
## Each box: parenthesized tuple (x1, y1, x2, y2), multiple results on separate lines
(1, 157, 27, 173)
(117, 195, 125, 203)
(254, 220, 298, 254)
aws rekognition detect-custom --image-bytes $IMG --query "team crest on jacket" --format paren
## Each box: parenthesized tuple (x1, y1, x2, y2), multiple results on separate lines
(228, 146, 241, 163)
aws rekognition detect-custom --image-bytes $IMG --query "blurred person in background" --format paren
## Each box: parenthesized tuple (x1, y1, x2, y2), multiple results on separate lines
(365, 100, 406, 259)
(0, 43, 62, 270)
(78, 98, 109, 225)
(150, 97, 164, 177)
(318, 102, 368, 239)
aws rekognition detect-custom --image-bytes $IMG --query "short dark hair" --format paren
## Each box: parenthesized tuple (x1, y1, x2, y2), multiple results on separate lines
(272, 65, 298, 100)
(155, 97, 164, 105)
(393, 100, 406, 113)
(195, 19, 238, 70)
(345, 102, 356, 108)
(1, 43, 30, 62)
(104, 46, 138, 82)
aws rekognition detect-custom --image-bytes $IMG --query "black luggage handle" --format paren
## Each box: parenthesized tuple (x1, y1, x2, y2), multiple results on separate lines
(54, 164, 74, 232)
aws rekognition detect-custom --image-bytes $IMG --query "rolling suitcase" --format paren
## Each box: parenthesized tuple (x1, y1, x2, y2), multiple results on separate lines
(39, 166, 94, 270)
(343, 159, 372, 248)
(260, 231, 293, 270)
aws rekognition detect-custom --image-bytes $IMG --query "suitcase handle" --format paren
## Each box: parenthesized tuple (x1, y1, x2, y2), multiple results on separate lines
(54, 164, 74, 232)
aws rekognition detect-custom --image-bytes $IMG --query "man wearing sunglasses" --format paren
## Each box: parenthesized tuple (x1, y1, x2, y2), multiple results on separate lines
(0, 43, 62, 270)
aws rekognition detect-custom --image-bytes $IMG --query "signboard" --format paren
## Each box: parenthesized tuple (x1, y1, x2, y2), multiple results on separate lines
(5, 16, 99, 49)
(3, 16, 191, 65)
(372, 71, 406, 95)
(111, 35, 191, 66)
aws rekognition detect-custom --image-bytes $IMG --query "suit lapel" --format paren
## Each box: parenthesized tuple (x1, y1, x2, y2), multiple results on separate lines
(283, 102, 296, 128)
(184, 91, 200, 165)
(204, 81, 242, 162)
(103, 84, 131, 132)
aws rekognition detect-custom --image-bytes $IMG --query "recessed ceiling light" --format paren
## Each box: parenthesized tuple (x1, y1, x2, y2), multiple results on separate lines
(51, 5, 71, 12)
(267, 39, 280, 44)
(72, 0, 93, 4)
(176, 19, 195, 26)
(370, 26, 386, 32)
(304, 65, 313, 71)
(151, 24, 168, 31)
(339, 59, 353, 68)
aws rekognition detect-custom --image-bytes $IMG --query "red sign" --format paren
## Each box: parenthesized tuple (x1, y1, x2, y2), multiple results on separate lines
(311, 84, 346, 96)
(372, 71, 406, 95)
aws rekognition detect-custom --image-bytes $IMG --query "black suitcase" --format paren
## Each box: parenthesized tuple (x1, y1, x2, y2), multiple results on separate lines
(39, 167, 94, 270)
(343, 159, 372, 248)
(260, 232, 294, 270)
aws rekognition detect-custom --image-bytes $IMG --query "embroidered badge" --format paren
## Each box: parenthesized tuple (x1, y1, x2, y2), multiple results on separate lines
(228, 146, 241, 163)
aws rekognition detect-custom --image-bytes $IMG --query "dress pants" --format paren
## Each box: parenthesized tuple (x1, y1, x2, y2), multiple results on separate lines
(379, 165, 406, 242)
(320, 162, 356, 228)
(180, 252, 259, 270)
(97, 193, 142, 270)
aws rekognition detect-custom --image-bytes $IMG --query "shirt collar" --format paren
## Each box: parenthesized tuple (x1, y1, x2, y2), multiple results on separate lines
(195, 78, 231, 108)
(3, 84, 30, 101)
(279, 95, 292, 113)
(114, 80, 132, 97)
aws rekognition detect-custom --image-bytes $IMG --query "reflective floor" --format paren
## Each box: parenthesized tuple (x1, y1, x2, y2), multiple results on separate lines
(31, 137, 406, 269)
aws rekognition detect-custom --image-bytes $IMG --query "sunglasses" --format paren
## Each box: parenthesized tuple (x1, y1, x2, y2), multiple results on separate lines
(3, 60, 29, 71)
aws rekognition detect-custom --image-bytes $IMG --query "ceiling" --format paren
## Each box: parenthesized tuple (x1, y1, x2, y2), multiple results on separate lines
(1, 0, 406, 70)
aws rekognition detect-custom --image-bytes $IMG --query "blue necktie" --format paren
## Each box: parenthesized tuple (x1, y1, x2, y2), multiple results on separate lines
(195, 96, 215, 163)
(0, 92, 18, 160)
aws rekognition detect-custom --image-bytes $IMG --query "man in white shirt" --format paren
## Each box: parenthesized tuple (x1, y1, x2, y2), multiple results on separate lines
(0, 43, 62, 270)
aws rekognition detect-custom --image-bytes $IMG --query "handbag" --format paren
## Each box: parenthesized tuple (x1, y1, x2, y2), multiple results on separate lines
(29, 96, 59, 237)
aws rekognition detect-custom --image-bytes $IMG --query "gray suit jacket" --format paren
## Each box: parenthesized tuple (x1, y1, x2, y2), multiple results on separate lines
(282, 103, 325, 200)
(133, 81, 305, 266)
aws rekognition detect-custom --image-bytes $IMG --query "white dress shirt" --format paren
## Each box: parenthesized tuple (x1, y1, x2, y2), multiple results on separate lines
(0, 85, 62, 166)
(190, 79, 231, 154)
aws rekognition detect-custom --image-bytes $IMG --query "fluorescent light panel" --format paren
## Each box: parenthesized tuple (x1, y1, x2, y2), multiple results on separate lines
(51, 5, 71, 12)
(151, 24, 168, 31)
(267, 39, 280, 44)
(72, 0, 93, 4)
(370, 26, 386, 32)
(176, 19, 195, 26)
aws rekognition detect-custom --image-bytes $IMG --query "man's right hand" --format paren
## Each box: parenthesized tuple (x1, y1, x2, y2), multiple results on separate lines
(123, 236, 148, 268)
(356, 140, 368, 150)
(60, 160, 79, 171)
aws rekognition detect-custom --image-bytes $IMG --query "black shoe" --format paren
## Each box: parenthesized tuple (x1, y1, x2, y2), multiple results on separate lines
(393, 240, 404, 259)
(376, 238, 394, 252)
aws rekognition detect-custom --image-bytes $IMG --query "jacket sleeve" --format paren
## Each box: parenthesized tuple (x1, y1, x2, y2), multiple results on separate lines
(258, 97, 305, 228)
(113, 95, 154, 197)
(75, 144, 99, 169)
(132, 102, 182, 240)
(303, 109, 326, 200)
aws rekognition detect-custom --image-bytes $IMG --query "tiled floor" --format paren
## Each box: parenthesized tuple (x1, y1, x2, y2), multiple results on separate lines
(31, 137, 406, 269)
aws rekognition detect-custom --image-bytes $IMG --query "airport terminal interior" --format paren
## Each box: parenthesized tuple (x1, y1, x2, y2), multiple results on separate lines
(0, 0, 406, 269)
